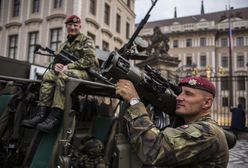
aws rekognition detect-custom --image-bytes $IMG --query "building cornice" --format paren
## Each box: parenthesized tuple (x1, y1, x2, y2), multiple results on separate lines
(46, 13, 66, 21)
(113, 36, 123, 44)
(24, 18, 43, 25)
(101, 28, 113, 38)
(85, 17, 100, 29)
(117, 0, 135, 17)
(5, 22, 22, 29)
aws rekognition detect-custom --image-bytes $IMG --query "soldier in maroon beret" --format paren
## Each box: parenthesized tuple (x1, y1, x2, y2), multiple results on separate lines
(22, 14, 97, 133)
(65, 15, 81, 24)
(115, 76, 230, 167)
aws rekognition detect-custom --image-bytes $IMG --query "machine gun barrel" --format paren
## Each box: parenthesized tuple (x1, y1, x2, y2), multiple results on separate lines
(118, 0, 158, 58)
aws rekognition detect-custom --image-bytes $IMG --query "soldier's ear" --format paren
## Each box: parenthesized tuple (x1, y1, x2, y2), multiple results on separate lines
(203, 97, 213, 110)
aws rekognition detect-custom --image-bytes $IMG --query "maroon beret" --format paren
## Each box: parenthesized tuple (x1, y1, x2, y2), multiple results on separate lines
(65, 15, 81, 24)
(179, 76, 216, 97)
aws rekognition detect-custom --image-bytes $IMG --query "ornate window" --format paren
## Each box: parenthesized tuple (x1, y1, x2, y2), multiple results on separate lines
(54, 0, 62, 9)
(104, 3, 110, 25)
(12, 0, 20, 17)
(200, 55, 206, 67)
(89, 0, 97, 15)
(102, 40, 109, 51)
(116, 14, 121, 33)
(236, 37, 244, 46)
(28, 32, 39, 63)
(32, 0, 40, 13)
(126, 22, 130, 39)
(8, 35, 18, 59)
(50, 28, 62, 51)
(221, 56, 228, 68)
(237, 55, 244, 68)
(200, 37, 206, 46)
(186, 38, 192, 47)
(220, 37, 227, 47)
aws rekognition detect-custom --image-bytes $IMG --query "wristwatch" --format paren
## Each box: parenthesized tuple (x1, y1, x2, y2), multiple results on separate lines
(129, 98, 140, 106)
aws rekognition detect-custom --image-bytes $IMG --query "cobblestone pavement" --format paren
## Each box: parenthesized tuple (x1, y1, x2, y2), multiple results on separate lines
(228, 139, 248, 168)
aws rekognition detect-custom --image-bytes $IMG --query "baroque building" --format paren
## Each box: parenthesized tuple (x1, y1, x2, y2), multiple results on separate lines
(0, 0, 135, 66)
(139, 7, 248, 77)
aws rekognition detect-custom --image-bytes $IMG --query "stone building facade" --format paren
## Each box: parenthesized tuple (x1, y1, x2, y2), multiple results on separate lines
(0, 0, 135, 66)
(139, 7, 248, 78)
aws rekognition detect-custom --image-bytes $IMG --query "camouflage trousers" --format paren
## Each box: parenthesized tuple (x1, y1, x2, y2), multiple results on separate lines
(38, 69, 89, 110)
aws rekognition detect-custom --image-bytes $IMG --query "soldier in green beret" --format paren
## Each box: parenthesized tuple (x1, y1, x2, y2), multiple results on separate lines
(22, 15, 97, 132)
(116, 76, 229, 167)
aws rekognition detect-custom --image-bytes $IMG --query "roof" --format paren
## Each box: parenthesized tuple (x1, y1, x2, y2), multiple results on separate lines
(141, 7, 248, 28)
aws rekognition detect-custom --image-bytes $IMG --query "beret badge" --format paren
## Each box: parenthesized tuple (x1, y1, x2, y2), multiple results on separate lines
(188, 79, 197, 86)
(73, 17, 79, 23)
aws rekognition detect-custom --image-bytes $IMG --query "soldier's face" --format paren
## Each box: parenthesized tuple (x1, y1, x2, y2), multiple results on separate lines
(175, 86, 211, 118)
(66, 23, 81, 36)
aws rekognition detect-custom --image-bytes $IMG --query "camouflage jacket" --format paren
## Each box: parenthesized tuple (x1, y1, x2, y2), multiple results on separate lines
(124, 102, 229, 168)
(57, 33, 96, 70)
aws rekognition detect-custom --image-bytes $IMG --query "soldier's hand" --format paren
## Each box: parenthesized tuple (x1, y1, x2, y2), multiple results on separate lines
(54, 63, 64, 72)
(62, 65, 68, 72)
(116, 79, 139, 102)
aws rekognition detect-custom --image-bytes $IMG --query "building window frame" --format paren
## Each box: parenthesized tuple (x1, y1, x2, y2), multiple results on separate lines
(127, 0, 131, 8)
(236, 36, 244, 46)
(237, 76, 245, 91)
(200, 37, 206, 46)
(0, 0, 2, 19)
(50, 28, 62, 51)
(102, 40, 109, 51)
(8, 34, 18, 59)
(220, 37, 227, 47)
(221, 55, 228, 68)
(104, 3, 110, 25)
(116, 13, 121, 33)
(237, 55, 244, 68)
(89, 0, 97, 15)
(186, 38, 192, 47)
(32, 0, 40, 13)
(12, 0, 20, 17)
(53, 0, 63, 9)
(200, 55, 207, 67)
(28, 31, 39, 63)
(186, 56, 192, 66)
(173, 40, 178, 48)
(126, 22, 130, 39)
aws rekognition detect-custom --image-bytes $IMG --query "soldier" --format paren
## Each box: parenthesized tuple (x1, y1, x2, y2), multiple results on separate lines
(116, 76, 229, 167)
(22, 15, 96, 133)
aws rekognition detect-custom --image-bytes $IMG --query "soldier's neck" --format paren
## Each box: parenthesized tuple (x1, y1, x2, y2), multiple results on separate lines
(183, 111, 210, 123)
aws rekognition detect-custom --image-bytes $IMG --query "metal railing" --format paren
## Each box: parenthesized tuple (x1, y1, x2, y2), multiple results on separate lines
(210, 76, 248, 128)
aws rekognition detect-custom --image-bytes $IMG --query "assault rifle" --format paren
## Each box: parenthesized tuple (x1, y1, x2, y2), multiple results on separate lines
(34, 44, 113, 85)
(34, 44, 79, 65)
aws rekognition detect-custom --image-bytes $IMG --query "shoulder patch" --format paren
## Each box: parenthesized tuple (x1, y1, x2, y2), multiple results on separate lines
(179, 125, 203, 138)
(180, 124, 189, 129)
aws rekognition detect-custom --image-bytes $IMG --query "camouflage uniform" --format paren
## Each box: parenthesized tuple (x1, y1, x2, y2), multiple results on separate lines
(38, 33, 96, 110)
(124, 102, 229, 167)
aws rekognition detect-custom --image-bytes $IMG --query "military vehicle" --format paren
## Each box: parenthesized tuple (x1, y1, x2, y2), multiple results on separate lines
(0, 0, 236, 167)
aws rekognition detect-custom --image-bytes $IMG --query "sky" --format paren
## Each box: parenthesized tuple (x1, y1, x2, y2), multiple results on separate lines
(135, 0, 248, 23)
